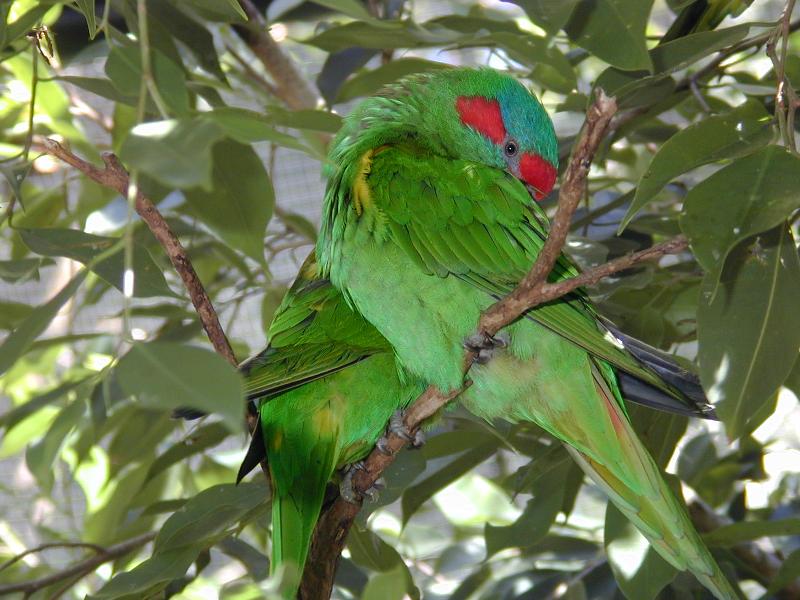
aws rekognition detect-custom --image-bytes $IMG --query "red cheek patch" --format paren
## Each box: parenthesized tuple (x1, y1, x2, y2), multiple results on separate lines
(456, 96, 506, 144)
(520, 153, 557, 200)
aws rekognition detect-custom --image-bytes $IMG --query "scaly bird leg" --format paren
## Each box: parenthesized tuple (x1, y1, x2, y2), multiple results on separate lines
(376, 410, 425, 455)
(339, 461, 385, 504)
(463, 331, 510, 364)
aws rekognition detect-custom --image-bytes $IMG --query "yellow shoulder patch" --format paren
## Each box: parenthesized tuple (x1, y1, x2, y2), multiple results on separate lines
(352, 146, 389, 216)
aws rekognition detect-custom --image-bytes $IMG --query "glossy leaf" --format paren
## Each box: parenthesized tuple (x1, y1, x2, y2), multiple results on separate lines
(119, 118, 225, 189)
(204, 108, 314, 153)
(565, 0, 654, 71)
(19, 228, 174, 298)
(115, 342, 245, 432)
(703, 518, 800, 546)
(184, 139, 273, 264)
(361, 563, 412, 600)
(0, 271, 86, 377)
(680, 146, 800, 284)
(90, 545, 201, 599)
(154, 483, 267, 553)
(622, 101, 772, 231)
(144, 422, 229, 483)
(337, 58, 452, 103)
(505, 0, 580, 35)
(105, 44, 190, 116)
(25, 398, 86, 493)
(697, 225, 800, 439)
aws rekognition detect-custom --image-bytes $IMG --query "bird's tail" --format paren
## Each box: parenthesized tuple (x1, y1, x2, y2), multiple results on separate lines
(270, 488, 324, 594)
(569, 368, 740, 600)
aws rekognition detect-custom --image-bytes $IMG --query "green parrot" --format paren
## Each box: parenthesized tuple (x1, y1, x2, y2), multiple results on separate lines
(231, 248, 716, 594)
(314, 67, 738, 599)
(233, 253, 424, 588)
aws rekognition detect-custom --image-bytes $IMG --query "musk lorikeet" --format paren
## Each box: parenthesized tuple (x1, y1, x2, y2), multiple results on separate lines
(314, 67, 738, 599)
(235, 249, 716, 595)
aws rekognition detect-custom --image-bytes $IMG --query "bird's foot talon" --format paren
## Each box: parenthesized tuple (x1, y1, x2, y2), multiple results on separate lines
(363, 477, 385, 503)
(464, 331, 509, 364)
(339, 461, 367, 504)
(386, 410, 425, 449)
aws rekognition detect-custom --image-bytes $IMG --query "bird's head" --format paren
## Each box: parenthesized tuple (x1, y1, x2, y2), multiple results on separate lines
(412, 68, 559, 200)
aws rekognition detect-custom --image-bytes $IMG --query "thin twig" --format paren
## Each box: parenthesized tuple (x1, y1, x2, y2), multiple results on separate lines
(0, 532, 155, 596)
(225, 43, 278, 97)
(233, 0, 319, 110)
(41, 140, 237, 368)
(767, 0, 799, 153)
(0, 541, 105, 573)
(299, 89, 620, 600)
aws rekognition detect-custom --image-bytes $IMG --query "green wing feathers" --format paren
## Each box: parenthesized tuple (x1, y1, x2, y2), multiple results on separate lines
(367, 148, 705, 415)
(241, 253, 389, 401)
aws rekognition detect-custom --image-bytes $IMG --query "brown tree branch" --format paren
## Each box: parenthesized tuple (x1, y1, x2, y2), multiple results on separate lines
(41, 139, 237, 369)
(0, 532, 155, 596)
(0, 542, 105, 574)
(299, 89, 620, 600)
(233, 0, 320, 111)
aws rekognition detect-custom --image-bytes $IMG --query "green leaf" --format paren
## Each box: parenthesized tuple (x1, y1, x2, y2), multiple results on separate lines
(90, 545, 200, 599)
(147, 1, 225, 81)
(764, 548, 800, 596)
(265, 107, 343, 133)
(306, 20, 464, 52)
(217, 537, 269, 582)
(25, 398, 86, 493)
(312, 0, 374, 21)
(505, 0, 581, 35)
(184, 139, 273, 264)
(0, 270, 86, 377)
(361, 563, 412, 600)
(336, 58, 452, 103)
(144, 422, 229, 483)
(105, 44, 190, 116)
(204, 108, 315, 153)
(115, 342, 245, 432)
(565, 0, 654, 71)
(605, 503, 677, 599)
(401, 437, 496, 524)
(0, 377, 91, 432)
(347, 526, 404, 572)
(0, 257, 48, 283)
(119, 118, 225, 189)
(19, 228, 174, 298)
(702, 518, 800, 546)
(75, 0, 97, 38)
(485, 458, 574, 555)
(183, 0, 247, 22)
(154, 482, 268, 552)
(650, 25, 750, 74)
(0, 301, 33, 330)
(697, 225, 800, 439)
(680, 146, 800, 284)
(622, 102, 772, 231)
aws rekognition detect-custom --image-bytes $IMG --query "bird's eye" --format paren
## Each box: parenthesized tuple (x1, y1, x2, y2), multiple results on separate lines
(504, 141, 518, 157)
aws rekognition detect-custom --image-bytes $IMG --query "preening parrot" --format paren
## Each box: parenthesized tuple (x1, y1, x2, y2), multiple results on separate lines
(313, 67, 738, 599)
(235, 248, 719, 597)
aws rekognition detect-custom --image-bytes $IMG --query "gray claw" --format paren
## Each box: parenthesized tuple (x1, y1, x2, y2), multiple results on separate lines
(340, 462, 384, 504)
(464, 331, 510, 364)
(363, 477, 385, 503)
(339, 461, 367, 504)
(388, 410, 425, 448)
